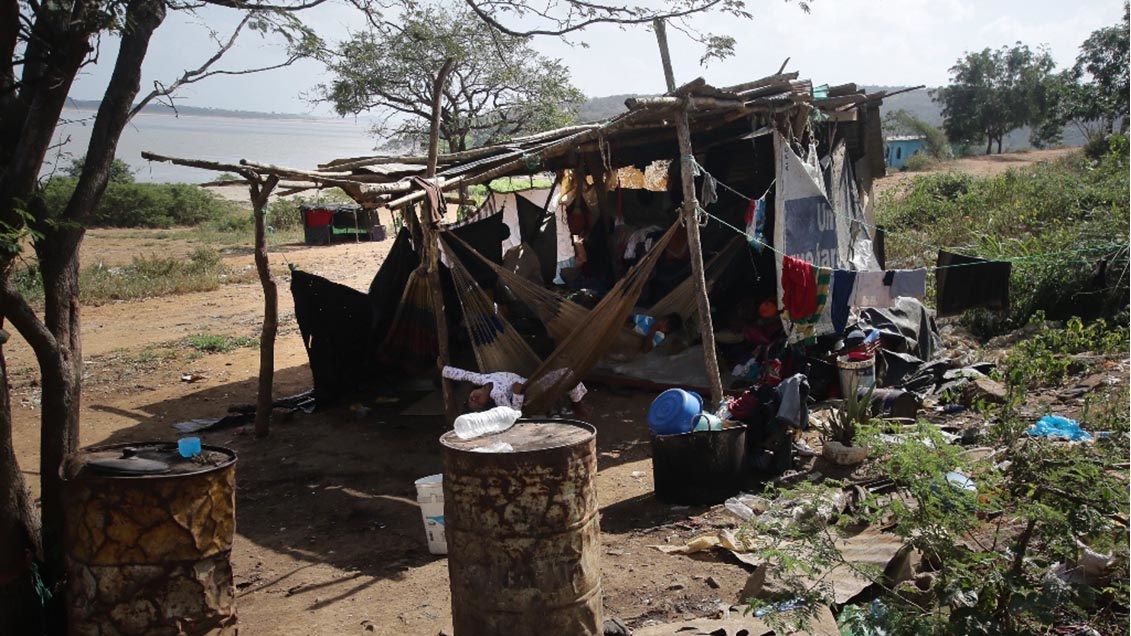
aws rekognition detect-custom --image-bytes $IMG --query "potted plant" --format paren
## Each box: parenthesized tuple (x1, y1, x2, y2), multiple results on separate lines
(821, 385, 873, 465)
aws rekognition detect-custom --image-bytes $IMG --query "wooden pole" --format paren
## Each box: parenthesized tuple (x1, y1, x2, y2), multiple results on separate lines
(251, 174, 280, 437)
(653, 19, 724, 408)
(425, 58, 460, 425)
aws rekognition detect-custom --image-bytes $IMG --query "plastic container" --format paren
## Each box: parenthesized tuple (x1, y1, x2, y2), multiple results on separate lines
(647, 389, 703, 435)
(837, 355, 876, 398)
(415, 474, 447, 555)
(691, 413, 723, 432)
(453, 406, 521, 440)
(177, 436, 201, 458)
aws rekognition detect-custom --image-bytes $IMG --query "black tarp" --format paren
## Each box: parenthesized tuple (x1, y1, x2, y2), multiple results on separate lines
(292, 270, 375, 403)
(515, 193, 559, 284)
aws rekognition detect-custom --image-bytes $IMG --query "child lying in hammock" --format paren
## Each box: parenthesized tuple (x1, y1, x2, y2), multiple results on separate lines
(440, 360, 588, 416)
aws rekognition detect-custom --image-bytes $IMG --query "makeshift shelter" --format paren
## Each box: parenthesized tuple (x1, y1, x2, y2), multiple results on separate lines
(280, 72, 895, 408)
(145, 69, 904, 413)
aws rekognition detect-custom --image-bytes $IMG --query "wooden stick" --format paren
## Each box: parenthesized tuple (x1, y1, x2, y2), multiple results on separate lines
(654, 18, 724, 408)
(625, 95, 747, 111)
(251, 174, 280, 438)
(425, 58, 460, 426)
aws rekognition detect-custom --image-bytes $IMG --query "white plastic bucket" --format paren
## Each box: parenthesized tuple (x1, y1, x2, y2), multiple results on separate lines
(837, 355, 876, 397)
(414, 473, 447, 555)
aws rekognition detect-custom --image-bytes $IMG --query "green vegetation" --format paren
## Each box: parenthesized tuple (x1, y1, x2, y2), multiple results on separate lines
(41, 175, 236, 228)
(1003, 315, 1128, 392)
(884, 109, 953, 162)
(184, 332, 258, 353)
(322, 4, 584, 152)
(877, 137, 1129, 337)
(931, 43, 1057, 155)
(13, 247, 258, 305)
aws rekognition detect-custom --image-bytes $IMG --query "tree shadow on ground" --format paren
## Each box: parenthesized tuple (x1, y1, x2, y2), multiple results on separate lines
(83, 365, 671, 595)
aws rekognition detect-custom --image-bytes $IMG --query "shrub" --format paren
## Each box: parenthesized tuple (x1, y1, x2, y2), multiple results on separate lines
(902, 153, 936, 172)
(877, 146, 1129, 337)
(40, 178, 234, 228)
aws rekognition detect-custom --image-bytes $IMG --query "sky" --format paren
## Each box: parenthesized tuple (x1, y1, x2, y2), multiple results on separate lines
(68, 0, 1126, 116)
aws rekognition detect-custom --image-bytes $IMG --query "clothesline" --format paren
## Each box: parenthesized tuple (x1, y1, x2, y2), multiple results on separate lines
(696, 205, 1121, 269)
(688, 158, 1128, 270)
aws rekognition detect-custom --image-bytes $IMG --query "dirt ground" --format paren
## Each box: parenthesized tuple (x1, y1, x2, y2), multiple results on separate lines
(4, 147, 1102, 635)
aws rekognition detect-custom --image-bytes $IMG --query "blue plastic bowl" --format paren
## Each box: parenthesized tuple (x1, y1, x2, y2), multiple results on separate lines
(647, 389, 703, 435)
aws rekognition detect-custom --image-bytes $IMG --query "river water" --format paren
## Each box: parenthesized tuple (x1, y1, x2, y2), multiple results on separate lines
(48, 107, 382, 183)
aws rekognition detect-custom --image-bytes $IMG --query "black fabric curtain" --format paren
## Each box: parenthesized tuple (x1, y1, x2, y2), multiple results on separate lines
(292, 270, 375, 403)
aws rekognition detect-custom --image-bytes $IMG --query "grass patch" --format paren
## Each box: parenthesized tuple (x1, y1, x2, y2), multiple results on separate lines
(877, 135, 1130, 337)
(184, 332, 258, 354)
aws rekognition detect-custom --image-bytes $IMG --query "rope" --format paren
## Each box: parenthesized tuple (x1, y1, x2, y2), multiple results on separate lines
(687, 159, 1128, 271)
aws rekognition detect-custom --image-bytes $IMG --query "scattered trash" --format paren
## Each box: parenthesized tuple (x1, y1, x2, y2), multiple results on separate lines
(936, 404, 966, 414)
(1028, 415, 1092, 442)
(180, 372, 206, 383)
(630, 470, 645, 479)
(723, 493, 770, 521)
(414, 474, 447, 555)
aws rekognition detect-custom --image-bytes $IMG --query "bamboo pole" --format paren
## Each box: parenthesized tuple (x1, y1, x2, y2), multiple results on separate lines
(653, 19, 724, 408)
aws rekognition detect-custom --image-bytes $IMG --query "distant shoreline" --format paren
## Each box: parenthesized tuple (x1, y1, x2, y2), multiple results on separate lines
(64, 99, 341, 122)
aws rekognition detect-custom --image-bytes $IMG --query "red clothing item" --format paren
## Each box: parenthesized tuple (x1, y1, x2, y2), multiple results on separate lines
(781, 255, 818, 318)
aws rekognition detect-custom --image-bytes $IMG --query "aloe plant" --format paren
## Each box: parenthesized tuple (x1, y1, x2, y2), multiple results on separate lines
(826, 385, 874, 447)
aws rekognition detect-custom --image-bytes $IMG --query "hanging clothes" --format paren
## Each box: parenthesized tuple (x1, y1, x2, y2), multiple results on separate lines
(853, 268, 928, 307)
(781, 255, 818, 318)
(700, 173, 719, 207)
(830, 269, 857, 334)
(935, 251, 1012, 316)
(744, 198, 767, 252)
(787, 265, 833, 343)
(890, 268, 928, 299)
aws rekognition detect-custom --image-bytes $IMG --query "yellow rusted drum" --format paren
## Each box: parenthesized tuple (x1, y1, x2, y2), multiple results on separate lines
(441, 420, 602, 636)
(61, 442, 238, 636)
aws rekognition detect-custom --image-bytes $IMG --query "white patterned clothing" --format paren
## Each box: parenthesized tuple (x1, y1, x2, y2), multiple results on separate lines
(442, 366, 526, 409)
(442, 366, 587, 408)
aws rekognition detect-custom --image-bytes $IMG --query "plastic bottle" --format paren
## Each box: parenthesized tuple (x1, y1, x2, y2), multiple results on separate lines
(454, 406, 521, 440)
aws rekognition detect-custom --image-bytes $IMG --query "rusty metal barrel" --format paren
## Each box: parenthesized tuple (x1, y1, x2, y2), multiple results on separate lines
(441, 420, 602, 635)
(61, 442, 238, 636)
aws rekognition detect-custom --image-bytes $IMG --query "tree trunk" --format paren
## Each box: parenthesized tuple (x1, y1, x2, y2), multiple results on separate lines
(34, 226, 84, 585)
(996, 137, 1003, 154)
(252, 176, 280, 438)
(985, 136, 993, 155)
(0, 326, 45, 635)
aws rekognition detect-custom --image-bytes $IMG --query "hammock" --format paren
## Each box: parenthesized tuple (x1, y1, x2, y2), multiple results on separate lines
(375, 267, 437, 372)
(445, 230, 637, 349)
(520, 221, 682, 413)
(447, 230, 746, 354)
(445, 236, 542, 377)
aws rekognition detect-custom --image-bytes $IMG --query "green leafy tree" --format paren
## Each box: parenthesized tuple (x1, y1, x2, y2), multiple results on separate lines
(0, 1, 319, 631)
(932, 43, 1057, 155)
(322, 4, 586, 152)
(1034, 4, 1129, 146)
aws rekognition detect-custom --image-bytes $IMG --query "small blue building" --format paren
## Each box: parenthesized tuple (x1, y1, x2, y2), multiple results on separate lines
(884, 135, 926, 169)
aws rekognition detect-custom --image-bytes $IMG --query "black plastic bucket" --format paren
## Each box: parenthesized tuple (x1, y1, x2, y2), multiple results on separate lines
(650, 423, 746, 505)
